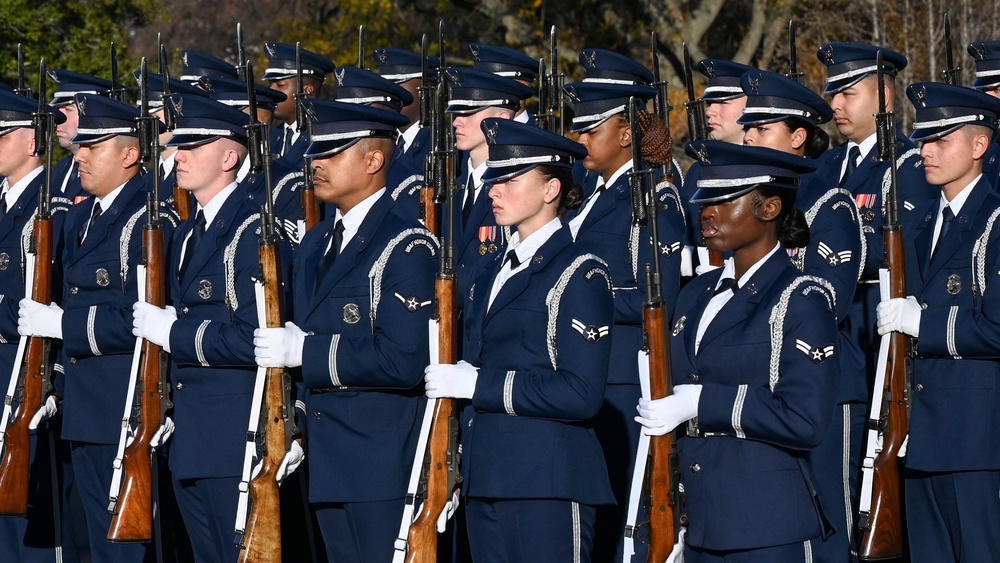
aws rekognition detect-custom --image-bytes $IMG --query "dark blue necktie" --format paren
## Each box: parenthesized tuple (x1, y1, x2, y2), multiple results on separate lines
(315, 220, 345, 288)
(841, 146, 861, 187)
(931, 206, 955, 260)
(178, 210, 206, 280)
(714, 277, 738, 296)
(80, 200, 103, 244)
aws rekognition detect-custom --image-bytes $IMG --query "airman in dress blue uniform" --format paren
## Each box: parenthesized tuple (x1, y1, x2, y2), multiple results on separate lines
(876, 82, 1000, 562)
(130, 93, 292, 563)
(638, 141, 838, 562)
(425, 117, 615, 562)
(967, 40, 1000, 186)
(561, 77, 686, 561)
(445, 67, 533, 290)
(262, 42, 335, 172)
(739, 69, 865, 562)
(19, 93, 176, 563)
(0, 87, 79, 563)
(253, 100, 437, 562)
(47, 69, 112, 205)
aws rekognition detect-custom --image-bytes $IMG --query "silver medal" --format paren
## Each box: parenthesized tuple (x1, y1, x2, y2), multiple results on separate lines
(672, 315, 686, 336)
(198, 280, 212, 299)
(343, 303, 361, 324)
(96, 268, 110, 287)
(947, 274, 961, 295)
(0, 252, 9, 271)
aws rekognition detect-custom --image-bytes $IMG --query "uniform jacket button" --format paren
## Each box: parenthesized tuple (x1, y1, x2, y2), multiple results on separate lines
(70, 287, 79, 294)
(916, 383, 924, 392)
(690, 463, 701, 473)
(690, 373, 699, 381)
(313, 411, 322, 420)
(175, 382, 183, 390)
(182, 306, 190, 315)
(69, 357, 76, 364)
(467, 419, 473, 428)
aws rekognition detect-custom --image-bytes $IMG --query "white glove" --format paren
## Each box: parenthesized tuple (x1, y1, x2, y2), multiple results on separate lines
(436, 488, 461, 533)
(132, 302, 177, 352)
(254, 322, 306, 368)
(29, 395, 59, 430)
(666, 527, 686, 563)
(151, 417, 175, 449)
(424, 361, 479, 399)
(876, 296, 922, 337)
(18, 299, 64, 339)
(276, 440, 305, 485)
(635, 384, 703, 436)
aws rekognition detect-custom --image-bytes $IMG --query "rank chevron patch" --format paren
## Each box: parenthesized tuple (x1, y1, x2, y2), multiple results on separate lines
(817, 242, 852, 268)
(571, 318, 610, 343)
(795, 339, 834, 363)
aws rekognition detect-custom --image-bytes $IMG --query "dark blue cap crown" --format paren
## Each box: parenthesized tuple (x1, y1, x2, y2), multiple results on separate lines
(333, 66, 414, 112)
(71, 94, 140, 144)
(0, 89, 65, 136)
(180, 50, 239, 82)
(47, 69, 112, 106)
(968, 41, 1000, 90)
(302, 99, 408, 159)
(199, 75, 287, 111)
(697, 59, 756, 101)
(262, 43, 335, 81)
(444, 67, 533, 115)
(164, 94, 250, 147)
(817, 43, 907, 95)
(906, 82, 1000, 141)
(562, 81, 655, 133)
(481, 117, 586, 184)
(738, 70, 833, 125)
(578, 48, 653, 85)
(372, 47, 440, 83)
(470, 43, 538, 82)
(134, 70, 209, 109)
(684, 140, 815, 204)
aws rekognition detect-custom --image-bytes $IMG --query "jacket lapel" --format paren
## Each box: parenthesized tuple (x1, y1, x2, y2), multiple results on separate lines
(179, 191, 242, 291)
(696, 252, 786, 354)
(926, 179, 991, 278)
(69, 178, 142, 267)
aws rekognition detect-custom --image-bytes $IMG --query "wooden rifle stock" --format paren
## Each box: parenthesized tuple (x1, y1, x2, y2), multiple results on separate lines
(406, 276, 459, 563)
(858, 227, 909, 561)
(0, 219, 54, 516)
(108, 227, 168, 542)
(301, 168, 320, 233)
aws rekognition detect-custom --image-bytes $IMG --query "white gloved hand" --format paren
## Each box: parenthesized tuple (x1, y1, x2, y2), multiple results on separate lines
(635, 384, 703, 436)
(876, 296, 922, 337)
(254, 322, 306, 368)
(276, 440, 305, 486)
(18, 299, 64, 339)
(694, 263, 720, 276)
(436, 488, 461, 533)
(666, 527, 686, 563)
(424, 361, 479, 399)
(132, 302, 177, 352)
(29, 395, 59, 430)
(150, 417, 175, 449)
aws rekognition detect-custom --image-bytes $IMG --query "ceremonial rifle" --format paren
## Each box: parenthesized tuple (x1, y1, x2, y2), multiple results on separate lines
(418, 33, 438, 231)
(237, 23, 247, 81)
(682, 43, 723, 267)
(786, 20, 804, 84)
(394, 21, 461, 563)
(650, 32, 674, 183)
(108, 58, 172, 543)
(235, 60, 297, 563)
(15, 44, 31, 98)
(943, 13, 963, 85)
(547, 26, 565, 135)
(858, 51, 911, 561)
(158, 40, 192, 222)
(0, 59, 56, 516)
(296, 42, 321, 233)
(110, 42, 128, 103)
(534, 57, 547, 130)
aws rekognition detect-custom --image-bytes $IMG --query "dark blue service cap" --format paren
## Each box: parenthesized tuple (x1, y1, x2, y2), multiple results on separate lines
(684, 140, 815, 204)
(333, 66, 414, 112)
(470, 43, 538, 82)
(0, 89, 65, 136)
(481, 117, 586, 184)
(906, 82, 1000, 142)
(302, 99, 408, 159)
(133, 70, 209, 109)
(47, 69, 112, 106)
(444, 67, 533, 115)
(372, 47, 440, 83)
(562, 81, 655, 133)
(738, 70, 833, 126)
(817, 42, 907, 95)
(262, 42, 335, 81)
(968, 41, 1000, 91)
(697, 59, 755, 102)
(578, 48, 654, 85)
(164, 94, 250, 147)
(71, 94, 140, 144)
(198, 75, 287, 111)
(179, 50, 239, 82)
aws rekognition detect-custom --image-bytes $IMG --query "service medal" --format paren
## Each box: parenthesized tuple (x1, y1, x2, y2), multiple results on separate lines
(343, 303, 361, 324)
(672, 315, 686, 336)
(478, 243, 487, 255)
(947, 274, 961, 295)
(478, 226, 497, 254)
(96, 268, 110, 287)
(198, 280, 212, 299)
(488, 243, 497, 253)
(855, 193, 877, 223)
(0, 252, 9, 271)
